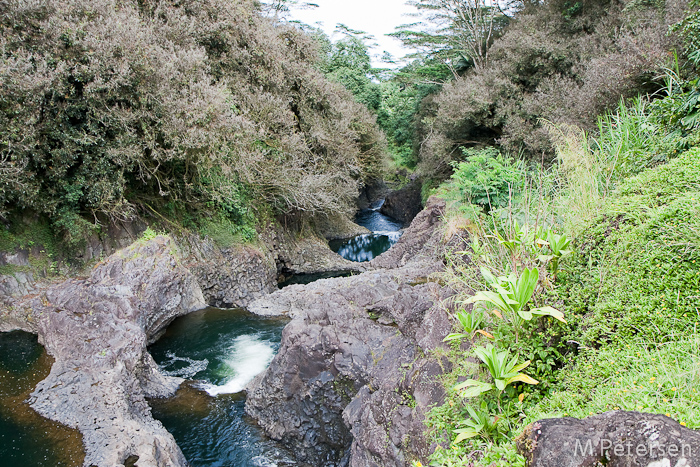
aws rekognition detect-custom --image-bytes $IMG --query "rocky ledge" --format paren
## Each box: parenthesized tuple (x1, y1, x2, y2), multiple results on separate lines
(0, 215, 366, 466)
(9, 236, 205, 466)
(245, 197, 455, 466)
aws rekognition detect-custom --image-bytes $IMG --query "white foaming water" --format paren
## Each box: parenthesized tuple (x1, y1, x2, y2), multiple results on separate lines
(204, 334, 275, 396)
(159, 352, 209, 379)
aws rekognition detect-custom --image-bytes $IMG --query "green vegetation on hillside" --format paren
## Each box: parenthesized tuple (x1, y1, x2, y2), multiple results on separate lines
(425, 2, 700, 464)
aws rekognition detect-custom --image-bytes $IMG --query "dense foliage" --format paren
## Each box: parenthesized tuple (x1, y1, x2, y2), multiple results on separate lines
(384, 0, 690, 179)
(0, 0, 386, 245)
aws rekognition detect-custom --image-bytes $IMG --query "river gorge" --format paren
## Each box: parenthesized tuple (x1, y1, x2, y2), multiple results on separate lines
(0, 196, 438, 467)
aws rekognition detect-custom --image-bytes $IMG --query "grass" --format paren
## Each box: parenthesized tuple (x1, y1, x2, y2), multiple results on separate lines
(527, 334, 700, 429)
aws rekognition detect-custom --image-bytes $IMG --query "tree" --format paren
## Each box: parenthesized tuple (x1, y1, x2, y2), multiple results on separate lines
(260, 0, 319, 19)
(320, 26, 384, 112)
(393, 0, 511, 73)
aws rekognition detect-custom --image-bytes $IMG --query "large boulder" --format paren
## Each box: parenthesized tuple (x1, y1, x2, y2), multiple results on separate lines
(517, 411, 700, 467)
(380, 180, 423, 227)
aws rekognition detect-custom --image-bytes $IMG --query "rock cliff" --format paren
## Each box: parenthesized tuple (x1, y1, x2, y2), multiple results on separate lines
(0, 220, 368, 466)
(14, 236, 204, 467)
(246, 198, 455, 466)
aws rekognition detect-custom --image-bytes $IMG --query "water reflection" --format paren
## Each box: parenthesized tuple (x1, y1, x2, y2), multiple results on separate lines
(330, 203, 404, 262)
(0, 331, 84, 467)
(329, 232, 402, 262)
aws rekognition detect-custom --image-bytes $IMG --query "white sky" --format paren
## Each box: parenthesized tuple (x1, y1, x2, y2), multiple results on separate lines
(288, 0, 418, 67)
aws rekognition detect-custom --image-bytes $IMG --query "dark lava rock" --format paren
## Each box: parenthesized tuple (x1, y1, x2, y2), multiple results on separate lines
(380, 180, 423, 227)
(246, 198, 454, 467)
(517, 411, 700, 467)
(17, 236, 204, 467)
(357, 179, 389, 211)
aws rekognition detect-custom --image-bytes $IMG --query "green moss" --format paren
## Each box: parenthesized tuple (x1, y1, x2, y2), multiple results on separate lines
(612, 147, 700, 208)
(0, 264, 33, 276)
(514, 145, 700, 434)
(0, 215, 60, 258)
(198, 217, 257, 248)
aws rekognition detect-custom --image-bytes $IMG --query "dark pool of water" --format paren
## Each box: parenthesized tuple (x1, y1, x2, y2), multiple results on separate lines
(148, 307, 293, 467)
(330, 203, 403, 262)
(329, 232, 401, 262)
(0, 330, 84, 467)
(278, 270, 354, 288)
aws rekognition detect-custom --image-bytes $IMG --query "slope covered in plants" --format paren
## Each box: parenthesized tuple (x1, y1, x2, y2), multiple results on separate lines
(0, 0, 386, 249)
(424, 2, 700, 464)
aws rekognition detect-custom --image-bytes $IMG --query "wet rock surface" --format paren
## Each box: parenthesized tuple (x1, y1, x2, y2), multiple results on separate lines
(314, 213, 373, 241)
(246, 198, 454, 467)
(18, 237, 205, 467)
(517, 411, 700, 467)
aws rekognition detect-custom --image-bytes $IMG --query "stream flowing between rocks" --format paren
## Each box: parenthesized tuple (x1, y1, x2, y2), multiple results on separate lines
(0, 202, 404, 466)
(330, 201, 403, 262)
(146, 203, 404, 466)
(148, 307, 293, 467)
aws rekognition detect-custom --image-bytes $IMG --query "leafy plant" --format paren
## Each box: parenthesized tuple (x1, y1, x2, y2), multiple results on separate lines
(494, 220, 528, 257)
(444, 308, 493, 342)
(535, 229, 572, 277)
(455, 345, 538, 397)
(141, 227, 159, 241)
(466, 267, 565, 341)
(450, 148, 522, 213)
(453, 402, 502, 443)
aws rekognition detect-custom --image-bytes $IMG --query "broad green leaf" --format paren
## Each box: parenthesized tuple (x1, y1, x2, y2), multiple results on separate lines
(454, 379, 493, 397)
(518, 309, 533, 320)
(454, 428, 480, 443)
(495, 378, 506, 391)
(506, 374, 539, 385)
(443, 333, 469, 342)
(480, 267, 498, 287)
(530, 306, 567, 323)
(514, 268, 538, 308)
(511, 360, 531, 373)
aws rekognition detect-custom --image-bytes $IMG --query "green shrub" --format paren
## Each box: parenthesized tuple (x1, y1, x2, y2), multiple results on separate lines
(449, 148, 522, 212)
(0, 0, 387, 245)
(560, 151, 700, 345)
